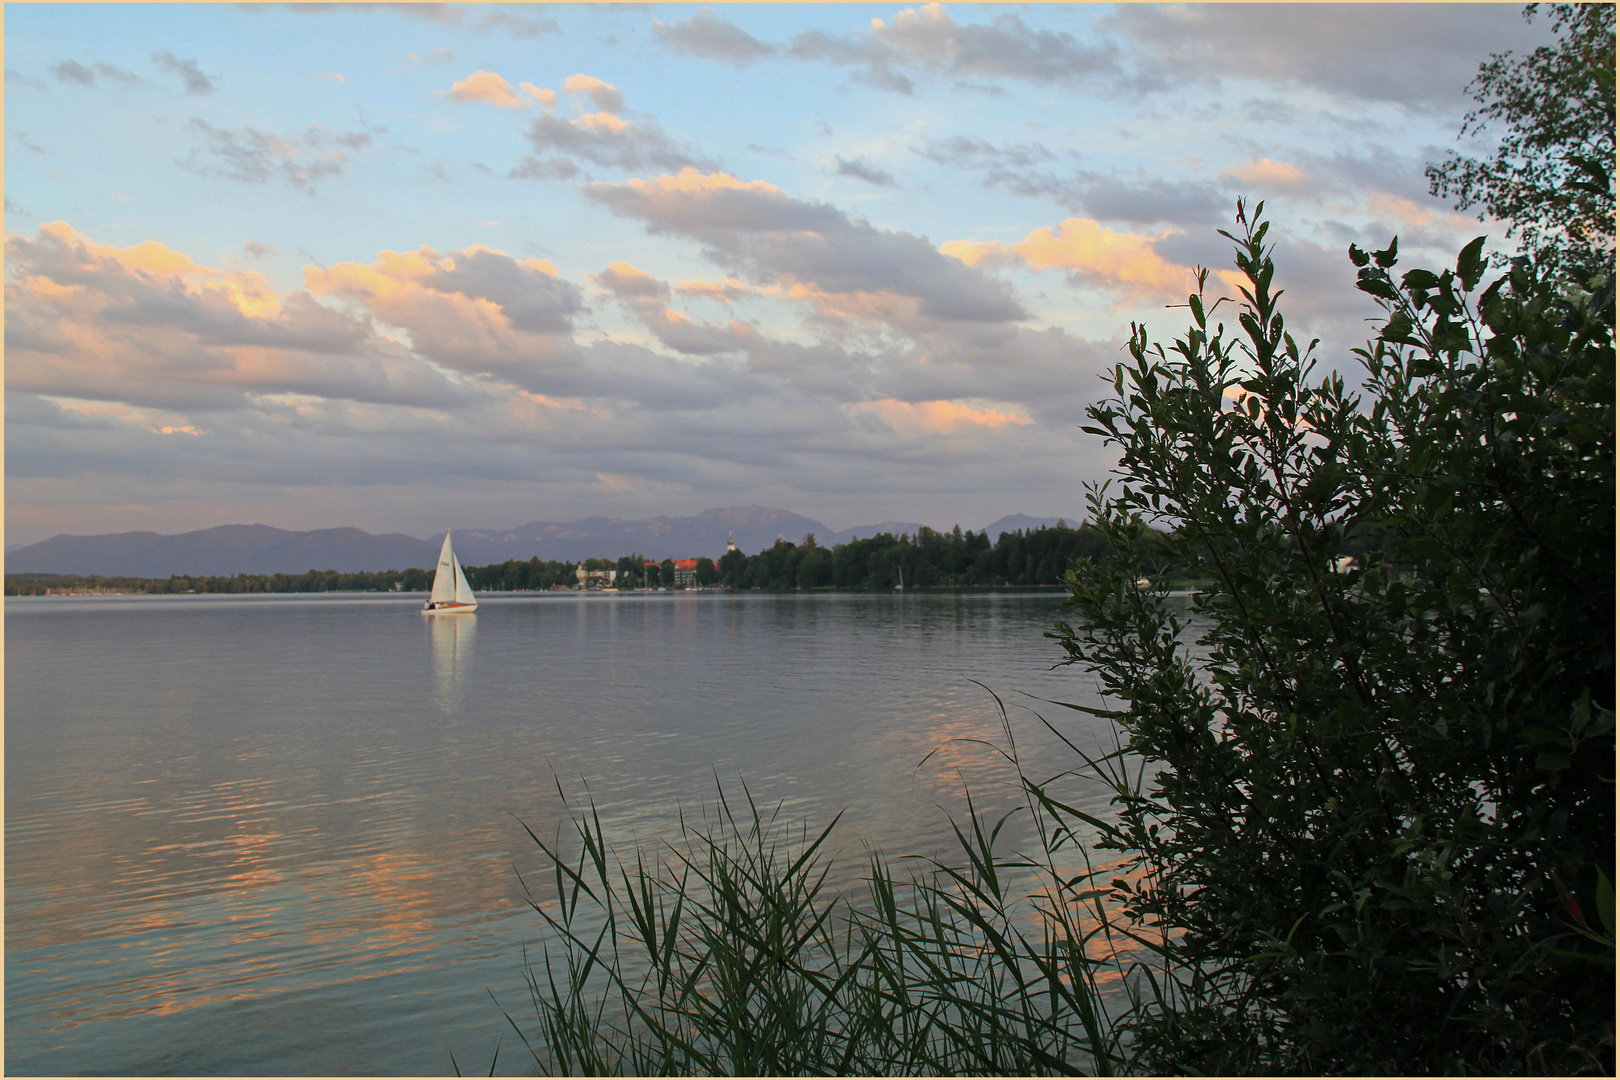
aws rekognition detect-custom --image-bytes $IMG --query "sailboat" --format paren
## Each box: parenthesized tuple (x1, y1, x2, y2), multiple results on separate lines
(895, 565, 905, 591)
(423, 530, 478, 612)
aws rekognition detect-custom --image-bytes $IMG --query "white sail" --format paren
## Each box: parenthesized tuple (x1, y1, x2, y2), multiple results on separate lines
(452, 553, 477, 605)
(426, 531, 478, 610)
(429, 531, 458, 605)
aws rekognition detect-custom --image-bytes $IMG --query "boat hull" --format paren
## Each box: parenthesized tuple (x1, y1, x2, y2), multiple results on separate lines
(423, 602, 478, 613)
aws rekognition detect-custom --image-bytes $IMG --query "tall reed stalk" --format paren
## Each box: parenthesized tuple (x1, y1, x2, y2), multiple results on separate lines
(507, 693, 1142, 1076)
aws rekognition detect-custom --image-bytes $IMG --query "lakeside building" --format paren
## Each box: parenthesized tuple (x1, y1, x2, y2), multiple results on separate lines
(644, 559, 703, 589)
(39, 586, 138, 596)
(574, 564, 618, 589)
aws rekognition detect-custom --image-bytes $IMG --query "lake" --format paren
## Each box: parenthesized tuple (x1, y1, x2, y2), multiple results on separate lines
(5, 589, 1123, 1075)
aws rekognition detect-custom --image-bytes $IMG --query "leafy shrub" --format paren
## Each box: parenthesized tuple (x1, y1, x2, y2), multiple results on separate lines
(1051, 201, 1614, 1073)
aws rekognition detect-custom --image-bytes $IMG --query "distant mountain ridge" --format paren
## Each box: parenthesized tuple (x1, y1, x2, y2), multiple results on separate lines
(981, 514, 1075, 540)
(4, 525, 439, 578)
(6, 507, 1080, 577)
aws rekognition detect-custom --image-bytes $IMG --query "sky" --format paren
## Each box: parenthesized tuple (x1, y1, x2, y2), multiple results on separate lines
(3, 3, 1553, 547)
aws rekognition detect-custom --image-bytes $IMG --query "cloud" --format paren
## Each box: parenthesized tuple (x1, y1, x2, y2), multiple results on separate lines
(446, 69, 524, 108)
(873, 3, 1120, 85)
(786, 30, 914, 93)
(676, 278, 751, 305)
(180, 120, 372, 192)
(4, 217, 1129, 546)
(408, 48, 456, 65)
(916, 135, 1082, 207)
(508, 155, 580, 181)
(1221, 157, 1310, 193)
(280, 3, 557, 37)
(440, 69, 558, 116)
(1070, 174, 1226, 228)
(12, 129, 48, 155)
(1285, 144, 1437, 204)
(317, 71, 346, 84)
(835, 156, 895, 186)
(383, 3, 464, 25)
(1354, 192, 1494, 257)
(920, 137, 1231, 228)
(480, 8, 560, 38)
(497, 74, 705, 176)
(242, 241, 282, 259)
(1103, 4, 1553, 109)
(306, 243, 585, 379)
(151, 50, 215, 95)
(520, 82, 556, 106)
(583, 168, 1027, 325)
(271, 3, 554, 35)
(943, 218, 1192, 298)
(521, 108, 711, 174)
(595, 262, 760, 356)
(917, 137, 1226, 227)
(919, 135, 1056, 172)
(596, 261, 666, 301)
(786, 3, 1123, 94)
(5, 225, 783, 508)
(848, 398, 1032, 436)
(684, 3, 1544, 106)
(52, 59, 148, 88)
(4, 221, 458, 411)
(561, 74, 625, 113)
(652, 9, 778, 67)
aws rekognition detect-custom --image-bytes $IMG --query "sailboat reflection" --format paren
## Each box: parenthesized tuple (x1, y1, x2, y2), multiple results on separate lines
(428, 610, 476, 709)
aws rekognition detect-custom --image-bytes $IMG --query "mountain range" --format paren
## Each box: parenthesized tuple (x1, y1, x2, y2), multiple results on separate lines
(5, 507, 1078, 577)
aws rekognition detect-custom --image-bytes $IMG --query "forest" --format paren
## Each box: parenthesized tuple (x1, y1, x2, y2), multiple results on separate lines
(3, 522, 1152, 595)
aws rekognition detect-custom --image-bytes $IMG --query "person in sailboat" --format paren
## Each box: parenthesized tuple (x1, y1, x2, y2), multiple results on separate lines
(423, 530, 479, 612)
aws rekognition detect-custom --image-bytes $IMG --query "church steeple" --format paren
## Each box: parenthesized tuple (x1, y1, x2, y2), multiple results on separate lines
(726, 531, 737, 553)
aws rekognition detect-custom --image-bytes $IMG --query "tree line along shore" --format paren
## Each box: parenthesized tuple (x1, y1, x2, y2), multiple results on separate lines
(4, 521, 1174, 596)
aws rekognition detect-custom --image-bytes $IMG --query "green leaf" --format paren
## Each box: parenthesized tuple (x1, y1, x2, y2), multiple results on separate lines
(1456, 236, 1488, 291)
(1356, 269, 1398, 300)
(1348, 243, 1370, 268)
(1402, 268, 1441, 292)
(1535, 751, 1571, 772)
(1379, 312, 1417, 344)
(1372, 236, 1399, 268)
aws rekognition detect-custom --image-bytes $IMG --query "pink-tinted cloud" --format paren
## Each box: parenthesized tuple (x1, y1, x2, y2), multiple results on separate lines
(676, 278, 751, 304)
(306, 243, 584, 377)
(595, 261, 759, 356)
(560, 73, 625, 112)
(848, 397, 1032, 436)
(584, 168, 1027, 325)
(445, 69, 523, 108)
(943, 217, 1193, 298)
(518, 95, 711, 173)
(4, 221, 459, 410)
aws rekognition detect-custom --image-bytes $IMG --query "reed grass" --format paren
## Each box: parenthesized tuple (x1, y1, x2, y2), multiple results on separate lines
(505, 692, 1143, 1076)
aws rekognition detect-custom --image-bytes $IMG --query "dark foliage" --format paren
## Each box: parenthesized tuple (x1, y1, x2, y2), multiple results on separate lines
(1051, 201, 1614, 1073)
(1426, 3, 1615, 278)
(4, 566, 434, 595)
(714, 523, 1141, 591)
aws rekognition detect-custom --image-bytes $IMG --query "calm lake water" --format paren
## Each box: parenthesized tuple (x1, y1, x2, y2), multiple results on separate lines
(6, 589, 1124, 1076)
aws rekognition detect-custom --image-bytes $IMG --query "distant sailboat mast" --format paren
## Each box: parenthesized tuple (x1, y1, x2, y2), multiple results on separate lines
(895, 565, 904, 591)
